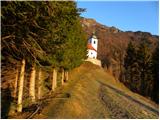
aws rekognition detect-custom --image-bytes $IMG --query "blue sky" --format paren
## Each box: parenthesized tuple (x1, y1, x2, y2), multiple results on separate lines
(77, 1, 159, 35)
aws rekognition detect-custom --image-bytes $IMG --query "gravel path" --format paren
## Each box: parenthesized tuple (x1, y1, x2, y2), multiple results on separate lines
(98, 82, 159, 119)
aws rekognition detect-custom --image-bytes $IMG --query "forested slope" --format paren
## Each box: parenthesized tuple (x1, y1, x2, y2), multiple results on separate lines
(80, 18, 159, 103)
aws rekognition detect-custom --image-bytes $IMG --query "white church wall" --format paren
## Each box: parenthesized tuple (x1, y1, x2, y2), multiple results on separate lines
(86, 34, 101, 66)
(91, 38, 98, 50)
(89, 38, 98, 51)
(87, 49, 97, 59)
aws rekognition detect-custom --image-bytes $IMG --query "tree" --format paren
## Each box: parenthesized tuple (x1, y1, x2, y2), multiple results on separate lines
(13, 64, 19, 98)
(1, 2, 47, 63)
(46, 2, 87, 85)
(29, 64, 36, 102)
(124, 41, 138, 90)
(52, 68, 57, 91)
(17, 59, 25, 112)
(151, 46, 159, 103)
(1, 1, 57, 111)
(137, 41, 152, 96)
(124, 38, 158, 102)
(2, 1, 87, 113)
(38, 68, 42, 99)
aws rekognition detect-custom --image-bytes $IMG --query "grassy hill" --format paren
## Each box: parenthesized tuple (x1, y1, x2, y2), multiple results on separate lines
(31, 62, 158, 119)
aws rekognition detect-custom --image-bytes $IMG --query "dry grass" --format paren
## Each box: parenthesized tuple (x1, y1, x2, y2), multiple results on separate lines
(34, 62, 110, 118)
(34, 61, 158, 119)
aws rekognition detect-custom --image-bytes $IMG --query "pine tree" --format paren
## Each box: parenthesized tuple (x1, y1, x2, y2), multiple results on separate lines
(29, 64, 36, 103)
(137, 41, 152, 96)
(124, 41, 137, 90)
(47, 2, 87, 85)
(2, 1, 87, 113)
(17, 59, 25, 112)
(151, 46, 159, 103)
(1, 1, 60, 111)
(52, 68, 57, 91)
(38, 68, 42, 99)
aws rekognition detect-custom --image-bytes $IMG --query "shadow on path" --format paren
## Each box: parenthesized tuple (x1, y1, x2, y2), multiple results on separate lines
(97, 80, 159, 115)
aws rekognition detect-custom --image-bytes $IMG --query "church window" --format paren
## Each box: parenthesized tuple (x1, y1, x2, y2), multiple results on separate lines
(94, 41, 96, 44)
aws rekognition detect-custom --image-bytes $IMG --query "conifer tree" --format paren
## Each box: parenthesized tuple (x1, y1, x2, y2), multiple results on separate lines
(137, 41, 152, 96)
(124, 39, 155, 97)
(151, 46, 159, 103)
(17, 59, 25, 112)
(1, 1, 59, 111)
(2, 1, 87, 112)
(124, 41, 137, 89)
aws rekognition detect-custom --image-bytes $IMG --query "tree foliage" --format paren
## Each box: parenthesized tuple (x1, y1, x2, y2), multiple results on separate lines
(2, 1, 87, 68)
(151, 46, 159, 103)
(2, 2, 49, 64)
(123, 39, 159, 103)
(1, 1, 87, 114)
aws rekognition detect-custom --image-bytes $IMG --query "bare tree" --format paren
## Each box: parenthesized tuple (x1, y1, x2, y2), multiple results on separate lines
(29, 65, 36, 103)
(17, 59, 25, 112)
(52, 68, 57, 91)
(13, 65, 19, 98)
(61, 68, 64, 85)
(64, 71, 69, 82)
(38, 68, 42, 99)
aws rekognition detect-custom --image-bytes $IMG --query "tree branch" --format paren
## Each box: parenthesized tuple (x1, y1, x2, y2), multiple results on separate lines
(2, 35, 15, 41)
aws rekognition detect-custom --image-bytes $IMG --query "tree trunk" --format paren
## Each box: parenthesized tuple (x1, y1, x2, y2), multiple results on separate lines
(38, 68, 42, 100)
(17, 59, 25, 112)
(61, 68, 64, 85)
(64, 71, 69, 82)
(52, 68, 57, 91)
(13, 67, 19, 99)
(29, 65, 36, 103)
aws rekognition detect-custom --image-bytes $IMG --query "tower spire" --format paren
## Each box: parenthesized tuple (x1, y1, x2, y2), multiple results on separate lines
(92, 30, 97, 39)
(93, 30, 95, 35)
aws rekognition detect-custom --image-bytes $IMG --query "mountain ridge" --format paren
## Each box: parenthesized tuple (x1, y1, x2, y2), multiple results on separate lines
(80, 17, 159, 102)
(81, 17, 159, 36)
(80, 17, 158, 79)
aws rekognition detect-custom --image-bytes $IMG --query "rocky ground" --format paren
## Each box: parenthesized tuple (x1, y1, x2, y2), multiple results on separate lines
(99, 82, 158, 119)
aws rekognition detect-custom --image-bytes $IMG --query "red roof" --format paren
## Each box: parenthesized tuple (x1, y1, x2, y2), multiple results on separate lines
(87, 44, 97, 51)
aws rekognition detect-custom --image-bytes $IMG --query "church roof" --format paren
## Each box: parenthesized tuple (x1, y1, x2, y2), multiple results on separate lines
(87, 44, 97, 51)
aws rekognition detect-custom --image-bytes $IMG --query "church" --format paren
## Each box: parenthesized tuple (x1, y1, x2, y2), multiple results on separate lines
(87, 33, 98, 59)
(86, 32, 101, 66)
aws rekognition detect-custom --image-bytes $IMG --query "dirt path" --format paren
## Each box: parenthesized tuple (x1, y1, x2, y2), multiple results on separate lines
(98, 81, 159, 119)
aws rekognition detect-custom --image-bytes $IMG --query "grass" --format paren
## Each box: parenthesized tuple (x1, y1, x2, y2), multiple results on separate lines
(34, 62, 114, 118)
(33, 61, 158, 119)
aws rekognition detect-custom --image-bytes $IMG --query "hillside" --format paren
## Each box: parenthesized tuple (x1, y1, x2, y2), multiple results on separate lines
(81, 17, 158, 79)
(80, 17, 159, 102)
(2, 2, 158, 119)
(27, 62, 158, 119)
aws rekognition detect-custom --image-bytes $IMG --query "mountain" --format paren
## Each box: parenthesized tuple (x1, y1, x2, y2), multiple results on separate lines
(80, 17, 158, 75)
(80, 17, 159, 101)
